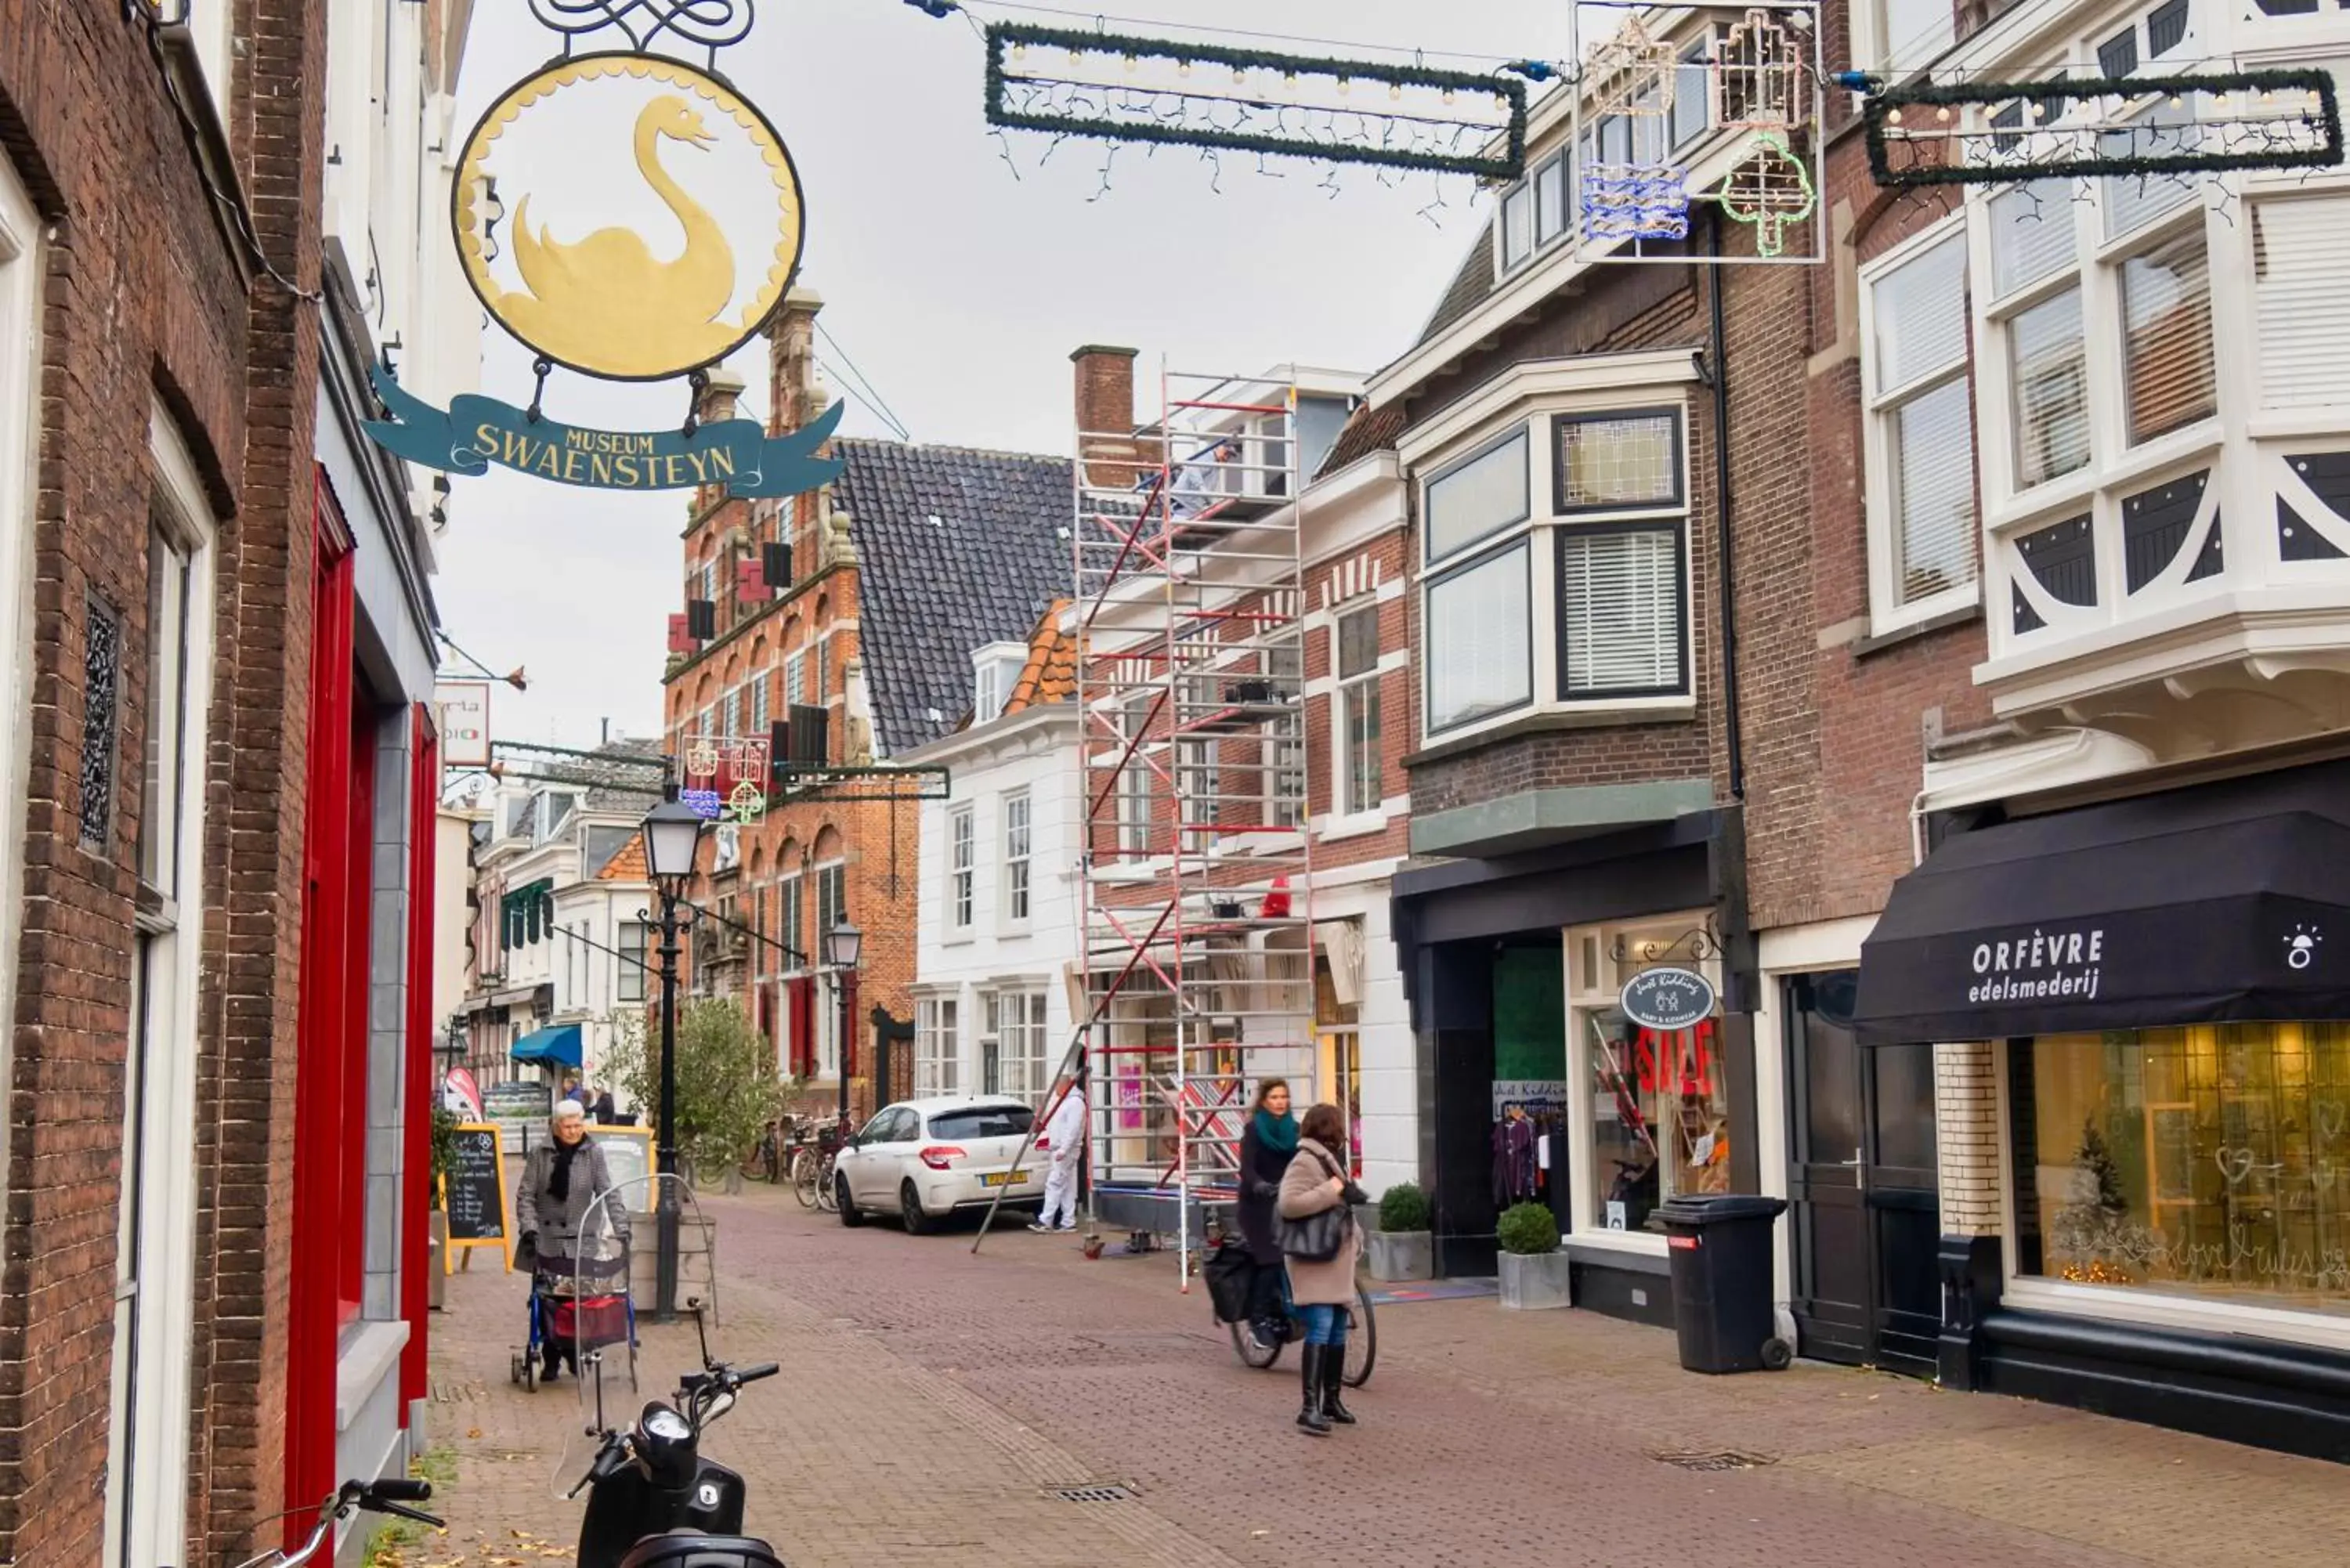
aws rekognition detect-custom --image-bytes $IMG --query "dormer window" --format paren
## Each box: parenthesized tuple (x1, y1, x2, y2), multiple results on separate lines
(972, 640, 1027, 725)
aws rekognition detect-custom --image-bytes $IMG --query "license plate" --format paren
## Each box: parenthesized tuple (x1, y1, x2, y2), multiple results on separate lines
(980, 1170, 1028, 1187)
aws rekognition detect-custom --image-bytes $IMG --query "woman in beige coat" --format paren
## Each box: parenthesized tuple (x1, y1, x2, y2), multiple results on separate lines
(1276, 1103, 1366, 1436)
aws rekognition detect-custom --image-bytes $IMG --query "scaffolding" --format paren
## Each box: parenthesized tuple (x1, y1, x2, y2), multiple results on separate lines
(1070, 364, 1317, 1284)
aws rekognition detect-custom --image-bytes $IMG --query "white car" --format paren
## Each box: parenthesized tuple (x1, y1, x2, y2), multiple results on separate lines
(831, 1096, 1044, 1234)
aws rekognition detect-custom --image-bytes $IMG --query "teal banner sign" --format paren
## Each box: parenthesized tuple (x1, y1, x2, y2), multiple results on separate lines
(363, 366, 845, 498)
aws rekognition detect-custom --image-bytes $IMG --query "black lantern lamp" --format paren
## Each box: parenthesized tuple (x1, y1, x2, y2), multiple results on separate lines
(638, 795, 705, 1320)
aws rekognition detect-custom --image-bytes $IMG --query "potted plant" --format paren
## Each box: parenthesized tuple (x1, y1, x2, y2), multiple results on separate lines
(1496, 1201, 1571, 1310)
(1363, 1181, 1434, 1282)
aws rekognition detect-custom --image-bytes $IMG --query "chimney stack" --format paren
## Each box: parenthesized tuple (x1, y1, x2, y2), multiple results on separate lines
(769, 285, 826, 437)
(1072, 344, 1148, 490)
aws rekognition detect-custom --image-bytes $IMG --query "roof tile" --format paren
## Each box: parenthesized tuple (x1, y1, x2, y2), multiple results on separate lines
(836, 439, 1075, 757)
(1003, 599, 1076, 715)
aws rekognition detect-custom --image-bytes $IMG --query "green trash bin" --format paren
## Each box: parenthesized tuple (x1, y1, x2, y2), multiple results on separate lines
(1656, 1194, 1792, 1374)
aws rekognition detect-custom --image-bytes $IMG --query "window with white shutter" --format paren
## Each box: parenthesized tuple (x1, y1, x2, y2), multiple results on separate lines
(2254, 196, 2350, 412)
(1864, 230, 1978, 626)
(1558, 526, 1686, 697)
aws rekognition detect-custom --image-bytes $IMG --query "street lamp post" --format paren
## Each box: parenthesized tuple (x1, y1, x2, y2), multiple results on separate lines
(822, 923, 862, 1128)
(639, 796, 707, 1323)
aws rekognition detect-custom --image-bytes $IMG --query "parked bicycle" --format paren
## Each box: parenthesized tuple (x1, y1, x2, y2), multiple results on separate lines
(790, 1115, 852, 1212)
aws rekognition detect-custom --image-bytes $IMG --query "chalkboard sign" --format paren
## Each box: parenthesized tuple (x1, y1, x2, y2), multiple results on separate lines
(441, 1122, 513, 1272)
(591, 1125, 655, 1199)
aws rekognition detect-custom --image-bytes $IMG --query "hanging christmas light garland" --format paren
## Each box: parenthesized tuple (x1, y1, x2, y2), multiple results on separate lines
(982, 21, 1531, 179)
(1860, 67, 2342, 187)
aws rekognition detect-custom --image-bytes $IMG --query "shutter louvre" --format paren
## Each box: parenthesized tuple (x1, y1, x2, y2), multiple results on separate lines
(1559, 526, 1684, 695)
(2256, 197, 2350, 410)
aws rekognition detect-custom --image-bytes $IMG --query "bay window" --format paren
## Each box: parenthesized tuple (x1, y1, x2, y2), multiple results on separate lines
(2252, 195, 2350, 411)
(2120, 229, 2214, 445)
(1419, 401, 1693, 740)
(1864, 229, 1977, 626)
(982, 989, 1050, 1103)
(2009, 287, 2091, 487)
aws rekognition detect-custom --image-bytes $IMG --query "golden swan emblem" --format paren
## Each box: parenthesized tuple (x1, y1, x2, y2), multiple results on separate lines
(493, 95, 739, 378)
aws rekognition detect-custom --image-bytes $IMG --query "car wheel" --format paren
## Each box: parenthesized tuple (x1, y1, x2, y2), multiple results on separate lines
(836, 1172, 864, 1227)
(900, 1180, 932, 1236)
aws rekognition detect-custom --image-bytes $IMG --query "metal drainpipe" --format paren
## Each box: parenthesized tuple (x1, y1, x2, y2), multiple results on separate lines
(1708, 208, 1746, 801)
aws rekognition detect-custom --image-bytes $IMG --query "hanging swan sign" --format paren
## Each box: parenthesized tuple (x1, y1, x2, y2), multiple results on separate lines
(454, 52, 805, 382)
(364, 34, 841, 499)
(1619, 966, 1716, 1032)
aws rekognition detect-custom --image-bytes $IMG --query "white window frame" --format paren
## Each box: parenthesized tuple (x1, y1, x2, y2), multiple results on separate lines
(1001, 789, 1032, 929)
(915, 995, 961, 1098)
(784, 650, 808, 710)
(1117, 691, 1156, 859)
(618, 920, 648, 1003)
(1332, 604, 1383, 818)
(1860, 218, 1982, 634)
(750, 669, 770, 735)
(106, 404, 218, 1568)
(946, 804, 975, 937)
(1417, 396, 1696, 746)
(1968, 78, 2223, 639)
(981, 988, 1051, 1104)
(777, 872, 804, 974)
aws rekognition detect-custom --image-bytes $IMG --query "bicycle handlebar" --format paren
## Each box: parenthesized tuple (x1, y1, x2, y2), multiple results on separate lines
(363, 1479, 432, 1503)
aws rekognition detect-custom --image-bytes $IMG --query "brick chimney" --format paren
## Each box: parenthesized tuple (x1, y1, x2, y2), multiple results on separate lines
(768, 284, 826, 437)
(1072, 344, 1149, 490)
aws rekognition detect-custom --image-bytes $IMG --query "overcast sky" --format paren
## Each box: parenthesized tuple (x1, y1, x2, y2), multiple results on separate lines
(433, 0, 1564, 753)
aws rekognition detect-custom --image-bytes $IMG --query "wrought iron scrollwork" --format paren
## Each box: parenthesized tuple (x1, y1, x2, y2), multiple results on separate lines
(527, 0, 756, 60)
(1607, 920, 1721, 968)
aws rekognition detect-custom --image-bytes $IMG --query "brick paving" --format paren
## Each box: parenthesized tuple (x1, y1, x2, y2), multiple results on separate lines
(421, 1187, 2350, 1567)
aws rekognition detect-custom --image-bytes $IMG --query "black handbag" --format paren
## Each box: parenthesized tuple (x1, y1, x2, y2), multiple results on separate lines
(1278, 1148, 1350, 1263)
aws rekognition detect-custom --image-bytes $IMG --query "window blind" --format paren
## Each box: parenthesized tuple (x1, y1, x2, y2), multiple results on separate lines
(1988, 187, 2074, 299)
(1891, 378, 1978, 602)
(1426, 544, 1531, 730)
(2012, 287, 2091, 486)
(1559, 526, 1683, 695)
(1873, 234, 1968, 391)
(2122, 229, 2215, 445)
(2254, 197, 2350, 410)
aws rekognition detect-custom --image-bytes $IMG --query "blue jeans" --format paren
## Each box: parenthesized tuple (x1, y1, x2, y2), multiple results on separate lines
(1298, 1302, 1350, 1348)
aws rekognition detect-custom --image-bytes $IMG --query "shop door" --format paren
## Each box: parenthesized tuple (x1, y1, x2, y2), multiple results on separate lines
(1784, 971, 1941, 1377)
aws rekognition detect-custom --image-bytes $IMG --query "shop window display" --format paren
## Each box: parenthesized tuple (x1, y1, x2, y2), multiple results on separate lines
(1583, 1009, 1732, 1231)
(2021, 1024, 2350, 1318)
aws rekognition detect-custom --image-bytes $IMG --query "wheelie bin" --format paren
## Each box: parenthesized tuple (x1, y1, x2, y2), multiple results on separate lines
(1655, 1194, 1792, 1374)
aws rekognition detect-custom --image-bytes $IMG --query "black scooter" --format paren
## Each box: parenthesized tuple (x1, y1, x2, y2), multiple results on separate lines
(567, 1302, 786, 1568)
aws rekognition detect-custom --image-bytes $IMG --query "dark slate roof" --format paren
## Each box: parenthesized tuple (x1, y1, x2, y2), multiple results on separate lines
(836, 438, 1076, 757)
(1412, 236, 1495, 351)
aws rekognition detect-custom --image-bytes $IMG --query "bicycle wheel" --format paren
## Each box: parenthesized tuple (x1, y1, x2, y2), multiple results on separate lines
(1229, 1317, 1284, 1370)
(1343, 1284, 1377, 1387)
(791, 1149, 820, 1209)
(815, 1156, 838, 1213)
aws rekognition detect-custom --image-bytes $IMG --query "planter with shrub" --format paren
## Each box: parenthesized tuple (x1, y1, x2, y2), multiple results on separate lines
(1364, 1181, 1434, 1282)
(1495, 1201, 1571, 1310)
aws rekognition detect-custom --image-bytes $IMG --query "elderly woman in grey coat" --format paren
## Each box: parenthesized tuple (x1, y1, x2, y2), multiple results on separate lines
(515, 1100, 625, 1380)
(1277, 1102, 1367, 1436)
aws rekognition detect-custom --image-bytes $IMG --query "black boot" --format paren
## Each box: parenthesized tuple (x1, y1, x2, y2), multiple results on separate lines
(1296, 1344, 1331, 1436)
(540, 1344, 561, 1384)
(1321, 1342, 1356, 1425)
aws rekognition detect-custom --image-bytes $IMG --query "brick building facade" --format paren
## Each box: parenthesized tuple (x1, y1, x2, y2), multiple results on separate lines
(661, 293, 1071, 1125)
(0, 4, 472, 1561)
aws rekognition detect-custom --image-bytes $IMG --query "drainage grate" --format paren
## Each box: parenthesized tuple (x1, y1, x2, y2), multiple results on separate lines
(1052, 1485, 1137, 1503)
(1653, 1451, 1774, 1472)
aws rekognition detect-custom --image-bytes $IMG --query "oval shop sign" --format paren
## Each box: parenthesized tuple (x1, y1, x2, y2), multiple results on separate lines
(1620, 966, 1717, 1032)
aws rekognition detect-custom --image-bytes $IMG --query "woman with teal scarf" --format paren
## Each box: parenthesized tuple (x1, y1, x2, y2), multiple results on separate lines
(1236, 1079, 1298, 1347)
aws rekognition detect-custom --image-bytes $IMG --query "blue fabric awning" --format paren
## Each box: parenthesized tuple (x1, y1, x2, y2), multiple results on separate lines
(509, 1024, 583, 1070)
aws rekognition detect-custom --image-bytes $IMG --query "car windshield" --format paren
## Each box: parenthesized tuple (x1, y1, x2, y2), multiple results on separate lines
(927, 1104, 1034, 1140)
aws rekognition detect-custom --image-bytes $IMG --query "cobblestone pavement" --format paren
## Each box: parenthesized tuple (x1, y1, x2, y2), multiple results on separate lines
(421, 1186, 2350, 1568)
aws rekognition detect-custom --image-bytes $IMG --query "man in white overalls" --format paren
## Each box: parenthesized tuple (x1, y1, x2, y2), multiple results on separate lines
(1031, 1073, 1086, 1234)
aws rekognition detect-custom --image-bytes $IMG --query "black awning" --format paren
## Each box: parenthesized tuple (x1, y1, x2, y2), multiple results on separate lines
(1854, 757, 2350, 1046)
